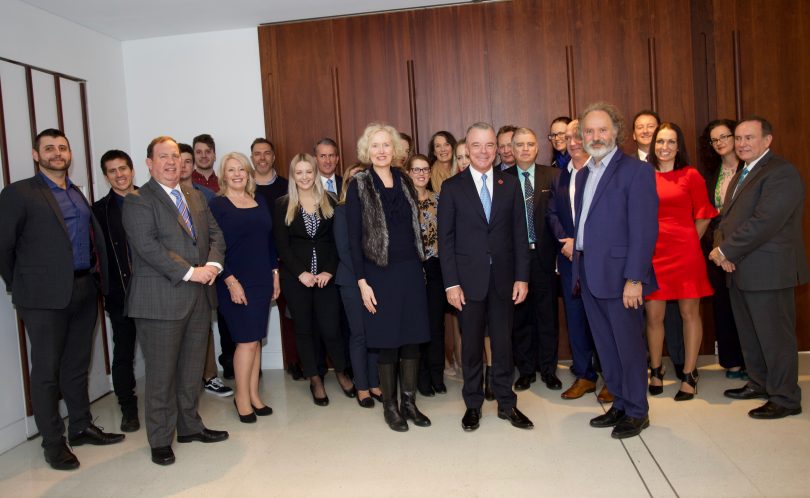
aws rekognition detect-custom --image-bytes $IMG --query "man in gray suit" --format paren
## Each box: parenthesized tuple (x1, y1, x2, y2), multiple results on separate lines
(123, 136, 228, 465)
(710, 117, 809, 419)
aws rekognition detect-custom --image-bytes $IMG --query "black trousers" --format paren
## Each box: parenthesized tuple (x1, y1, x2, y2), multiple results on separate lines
(512, 251, 558, 376)
(419, 257, 446, 388)
(108, 311, 138, 416)
(18, 274, 97, 448)
(707, 262, 745, 369)
(280, 276, 346, 378)
(217, 309, 235, 373)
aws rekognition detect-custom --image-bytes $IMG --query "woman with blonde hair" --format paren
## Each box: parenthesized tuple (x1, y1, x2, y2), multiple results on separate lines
(273, 153, 355, 406)
(346, 122, 431, 431)
(209, 152, 279, 423)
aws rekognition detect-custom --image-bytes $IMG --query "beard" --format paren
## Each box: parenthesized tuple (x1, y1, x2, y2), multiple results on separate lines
(39, 157, 72, 172)
(583, 136, 616, 161)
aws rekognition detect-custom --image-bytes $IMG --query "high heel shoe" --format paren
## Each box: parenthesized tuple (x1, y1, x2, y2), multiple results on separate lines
(674, 370, 699, 401)
(370, 390, 383, 403)
(234, 399, 257, 423)
(648, 365, 665, 396)
(252, 404, 273, 416)
(356, 393, 374, 409)
(310, 383, 329, 406)
(337, 373, 357, 398)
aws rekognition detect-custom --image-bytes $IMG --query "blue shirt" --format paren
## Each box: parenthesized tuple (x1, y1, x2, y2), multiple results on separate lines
(40, 172, 92, 270)
(516, 164, 536, 243)
(192, 183, 216, 202)
(575, 146, 619, 251)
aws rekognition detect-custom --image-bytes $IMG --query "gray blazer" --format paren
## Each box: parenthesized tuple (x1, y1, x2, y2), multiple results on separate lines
(122, 177, 225, 320)
(716, 151, 809, 291)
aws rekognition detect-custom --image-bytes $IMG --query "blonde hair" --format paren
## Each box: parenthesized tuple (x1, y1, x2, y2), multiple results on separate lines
(217, 152, 256, 197)
(356, 122, 406, 166)
(450, 138, 467, 176)
(285, 153, 334, 225)
(338, 163, 366, 204)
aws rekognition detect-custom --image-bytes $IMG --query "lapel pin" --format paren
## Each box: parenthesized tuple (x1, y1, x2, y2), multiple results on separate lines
(497, 179, 504, 185)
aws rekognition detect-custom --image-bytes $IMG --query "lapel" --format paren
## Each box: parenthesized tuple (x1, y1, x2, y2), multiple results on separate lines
(460, 168, 488, 223)
(724, 151, 772, 213)
(573, 166, 590, 229)
(559, 167, 573, 225)
(588, 150, 621, 210)
(33, 174, 69, 235)
(490, 169, 507, 222)
(147, 178, 195, 240)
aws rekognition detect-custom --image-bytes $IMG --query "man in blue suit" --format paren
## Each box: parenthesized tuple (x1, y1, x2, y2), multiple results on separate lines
(573, 103, 658, 439)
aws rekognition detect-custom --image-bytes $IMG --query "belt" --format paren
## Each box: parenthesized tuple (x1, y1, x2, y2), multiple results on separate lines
(74, 268, 92, 278)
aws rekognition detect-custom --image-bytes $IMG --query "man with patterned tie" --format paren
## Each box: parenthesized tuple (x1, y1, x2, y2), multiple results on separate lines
(504, 128, 561, 391)
(122, 136, 228, 465)
(438, 122, 533, 431)
(710, 117, 809, 419)
(315, 138, 343, 197)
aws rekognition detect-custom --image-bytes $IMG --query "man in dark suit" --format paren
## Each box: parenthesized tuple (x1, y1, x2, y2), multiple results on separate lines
(438, 122, 533, 431)
(0, 129, 124, 470)
(573, 103, 658, 439)
(123, 136, 228, 466)
(710, 117, 809, 419)
(92, 149, 140, 432)
(503, 127, 562, 391)
(315, 138, 343, 196)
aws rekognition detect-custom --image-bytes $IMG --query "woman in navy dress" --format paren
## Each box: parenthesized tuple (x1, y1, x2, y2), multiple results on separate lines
(346, 122, 431, 432)
(209, 152, 279, 423)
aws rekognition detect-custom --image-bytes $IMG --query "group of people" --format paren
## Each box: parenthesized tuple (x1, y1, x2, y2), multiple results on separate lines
(0, 99, 806, 470)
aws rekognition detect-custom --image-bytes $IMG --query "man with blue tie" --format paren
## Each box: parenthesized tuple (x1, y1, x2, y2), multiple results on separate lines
(438, 122, 533, 431)
(315, 138, 343, 197)
(573, 103, 658, 439)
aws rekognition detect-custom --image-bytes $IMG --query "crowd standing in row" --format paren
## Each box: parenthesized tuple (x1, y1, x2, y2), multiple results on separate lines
(0, 99, 806, 469)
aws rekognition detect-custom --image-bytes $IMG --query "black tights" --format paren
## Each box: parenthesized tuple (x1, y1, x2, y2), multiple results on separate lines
(377, 344, 419, 365)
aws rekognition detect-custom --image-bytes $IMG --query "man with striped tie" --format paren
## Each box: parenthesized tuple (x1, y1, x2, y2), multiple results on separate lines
(122, 136, 228, 465)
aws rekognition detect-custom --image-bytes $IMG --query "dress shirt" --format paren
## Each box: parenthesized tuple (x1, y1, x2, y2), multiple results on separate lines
(469, 167, 494, 205)
(567, 163, 582, 222)
(637, 149, 649, 162)
(516, 164, 535, 243)
(576, 146, 619, 251)
(40, 173, 91, 270)
(320, 174, 337, 193)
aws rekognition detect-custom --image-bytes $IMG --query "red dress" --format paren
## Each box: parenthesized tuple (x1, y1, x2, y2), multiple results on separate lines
(646, 166, 718, 301)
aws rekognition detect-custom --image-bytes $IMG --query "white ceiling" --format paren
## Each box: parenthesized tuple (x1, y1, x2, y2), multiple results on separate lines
(19, 0, 470, 41)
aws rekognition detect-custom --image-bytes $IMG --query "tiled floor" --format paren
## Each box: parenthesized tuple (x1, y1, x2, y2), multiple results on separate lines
(1, 354, 808, 497)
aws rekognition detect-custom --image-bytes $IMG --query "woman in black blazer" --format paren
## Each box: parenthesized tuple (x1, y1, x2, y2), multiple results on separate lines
(273, 153, 356, 406)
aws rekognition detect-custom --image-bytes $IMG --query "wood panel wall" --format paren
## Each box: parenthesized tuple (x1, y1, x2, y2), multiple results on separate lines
(258, 0, 810, 352)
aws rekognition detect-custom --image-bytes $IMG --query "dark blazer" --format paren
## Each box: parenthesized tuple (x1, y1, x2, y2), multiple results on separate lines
(122, 177, 225, 320)
(716, 151, 810, 290)
(573, 150, 659, 299)
(273, 195, 339, 279)
(93, 187, 137, 314)
(0, 174, 108, 309)
(504, 163, 560, 271)
(438, 167, 531, 301)
(332, 204, 356, 287)
(546, 165, 580, 272)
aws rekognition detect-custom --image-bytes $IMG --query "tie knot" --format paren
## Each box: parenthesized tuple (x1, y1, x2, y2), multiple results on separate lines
(481, 174, 487, 181)
(523, 171, 530, 178)
(171, 189, 181, 199)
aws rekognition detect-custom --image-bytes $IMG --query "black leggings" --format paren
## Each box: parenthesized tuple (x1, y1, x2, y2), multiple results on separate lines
(378, 344, 419, 364)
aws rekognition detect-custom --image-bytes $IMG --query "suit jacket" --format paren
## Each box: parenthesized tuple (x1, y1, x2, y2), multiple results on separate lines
(438, 167, 531, 301)
(546, 165, 579, 272)
(716, 151, 809, 291)
(572, 149, 658, 299)
(93, 187, 137, 314)
(273, 195, 339, 279)
(332, 204, 357, 288)
(0, 174, 108, 309)
(504, 163, 560, 271)
(122, 177, 225, 320)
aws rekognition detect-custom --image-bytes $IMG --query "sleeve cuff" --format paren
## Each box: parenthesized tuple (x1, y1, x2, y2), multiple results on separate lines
(182, 267, 194, 282)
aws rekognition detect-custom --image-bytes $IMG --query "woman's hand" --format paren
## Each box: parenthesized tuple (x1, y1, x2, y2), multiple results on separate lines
(358, 278, 378, 314)
(315, 272, 333, 288)
(272, 271, 280, 300)
(298, 271, 317, 287)
(225, 276, 248, 305)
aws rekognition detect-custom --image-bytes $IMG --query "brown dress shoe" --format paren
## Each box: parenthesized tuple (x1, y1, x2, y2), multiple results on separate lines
(561, 378, 596, 399)
(597, 385, 614, 403)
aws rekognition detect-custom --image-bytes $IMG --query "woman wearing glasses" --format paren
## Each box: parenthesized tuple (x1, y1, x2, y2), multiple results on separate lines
(699, 119, 747, 380)
(547, 116, 572, 169)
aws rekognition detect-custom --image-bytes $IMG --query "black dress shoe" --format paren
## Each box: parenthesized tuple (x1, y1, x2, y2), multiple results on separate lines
(724, 385, 768, 400)
(151, 446, 175, 466)
(356, 395, 374, 408)
(44, 444, 79, 471)
(252, 404, 273, 416)
(310, 383, 329, 406)
(177, 428, 229, 443)
(748, 401, 802, 419)
(68, 424, 125, 446)
(590, 407, 626, 428)
(234, 400, 257, 423)
(433, 383, 447, 394)
(497, 407, 534, 429)
(611, 415, 649, 439)
(341, 385, 358, 398)
(541, 373, 562, 390)
(120, 413, 140, 433)
(513, 375, 534, 391)
(462, 408, 481, 431)
(418, 385, 436, 397)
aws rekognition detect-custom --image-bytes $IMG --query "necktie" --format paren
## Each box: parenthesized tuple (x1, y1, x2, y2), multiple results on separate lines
(480, 174, 492, 222)
(326, 178, 335, 193)
(522, 171, 536, 243)
(732, 166, 751, 198)
(171, 189, 196, 238)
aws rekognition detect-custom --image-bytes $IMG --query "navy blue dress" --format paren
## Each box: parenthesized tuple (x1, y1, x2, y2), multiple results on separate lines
(346, 169, 429, 349)
(209, 195, 278, 343)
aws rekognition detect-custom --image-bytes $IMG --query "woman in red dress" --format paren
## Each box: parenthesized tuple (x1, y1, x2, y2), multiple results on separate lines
(645, 123, 718, 401)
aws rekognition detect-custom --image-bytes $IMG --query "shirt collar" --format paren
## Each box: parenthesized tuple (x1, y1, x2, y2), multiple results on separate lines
(470, 166, 493, 181)
(39, 172, 73, 190)
(516, 164, 535, 176)
(586, 146, 619, 171)
(745, 149, 770, 171)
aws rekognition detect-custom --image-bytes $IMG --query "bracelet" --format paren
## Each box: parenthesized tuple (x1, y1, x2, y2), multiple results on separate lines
(227, 279, 239, 288)
(272, 269, 279, 274)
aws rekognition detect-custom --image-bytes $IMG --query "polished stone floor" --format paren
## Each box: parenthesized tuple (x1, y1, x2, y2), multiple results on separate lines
(1, 354, 808, 497)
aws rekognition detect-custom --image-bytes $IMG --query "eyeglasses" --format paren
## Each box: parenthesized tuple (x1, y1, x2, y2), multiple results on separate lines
(709, 134, 733, 145)
(410, 167, 430, 174)
(548, 132, 566, 141)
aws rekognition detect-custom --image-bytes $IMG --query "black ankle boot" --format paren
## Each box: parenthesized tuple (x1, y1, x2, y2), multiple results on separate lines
(400, 358, 431, 427)
(484, 366, 495, 401)
(378, 362, 408, 432)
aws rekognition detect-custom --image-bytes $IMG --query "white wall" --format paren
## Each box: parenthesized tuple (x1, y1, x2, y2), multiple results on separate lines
(122, 28, 283, 369)
(0, 0, 131, 454)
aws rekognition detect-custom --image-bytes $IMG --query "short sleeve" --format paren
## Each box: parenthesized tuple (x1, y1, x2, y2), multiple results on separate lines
(687, 167, 719, 220)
